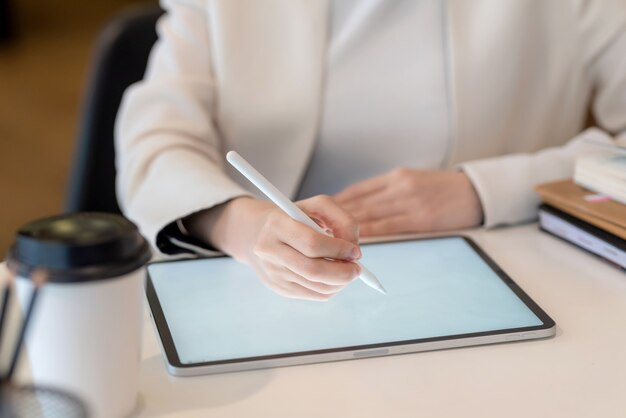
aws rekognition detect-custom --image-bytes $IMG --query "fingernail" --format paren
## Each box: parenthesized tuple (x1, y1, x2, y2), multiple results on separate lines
(350, 246, 362, 260)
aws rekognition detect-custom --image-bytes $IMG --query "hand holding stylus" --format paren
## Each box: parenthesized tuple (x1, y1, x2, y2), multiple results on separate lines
(188, 193, 363, 301)
(183, 152, 385, 301)
(226, 151, 386, 296)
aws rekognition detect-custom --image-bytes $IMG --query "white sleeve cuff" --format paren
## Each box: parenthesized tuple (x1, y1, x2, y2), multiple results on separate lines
(119, 142, 253, 251)
(459, 128, 615, 228)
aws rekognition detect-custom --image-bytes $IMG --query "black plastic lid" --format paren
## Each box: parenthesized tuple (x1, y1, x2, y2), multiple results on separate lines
(6, 212, 151, 283)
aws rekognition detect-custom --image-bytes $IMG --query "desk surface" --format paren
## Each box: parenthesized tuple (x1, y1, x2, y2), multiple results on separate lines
(137, 224, 625, 418)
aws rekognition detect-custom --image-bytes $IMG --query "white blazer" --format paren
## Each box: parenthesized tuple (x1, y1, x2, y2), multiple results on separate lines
(116, 0, 626, 248)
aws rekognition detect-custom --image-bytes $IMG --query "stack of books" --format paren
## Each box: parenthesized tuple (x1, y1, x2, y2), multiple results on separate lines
(534, 146, 626, 270)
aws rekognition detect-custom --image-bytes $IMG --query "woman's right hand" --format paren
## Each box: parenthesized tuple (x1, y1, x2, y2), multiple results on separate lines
(184, 196, 362, 301)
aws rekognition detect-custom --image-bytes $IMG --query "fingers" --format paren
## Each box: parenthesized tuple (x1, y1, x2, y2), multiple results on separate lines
(339, 188, 390, 213)
(265, 207, 360, 260)
(359, 215, 411, 237)
(249, 194, 366, 301)
(259, 262, 350, 301)
(297, 195, 359, 244)
(343, 192, 405, 222)
(334, 174, 388, 204)
(259, 243, 361, 285)
(268, 278, 339, 301)
(282, 268, 347, 295)
(284, 218, 360, 259)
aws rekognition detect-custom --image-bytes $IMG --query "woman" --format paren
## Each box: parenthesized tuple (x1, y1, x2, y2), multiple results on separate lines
(116, 0, 626, 300)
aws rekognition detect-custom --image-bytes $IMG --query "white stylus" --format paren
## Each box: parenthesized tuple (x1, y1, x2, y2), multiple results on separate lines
(226, 151, 386, 295)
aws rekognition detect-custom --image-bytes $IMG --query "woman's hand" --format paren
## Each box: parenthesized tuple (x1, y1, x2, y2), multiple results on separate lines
(185, 196, 362, 301)
(334, 168, 483, 236)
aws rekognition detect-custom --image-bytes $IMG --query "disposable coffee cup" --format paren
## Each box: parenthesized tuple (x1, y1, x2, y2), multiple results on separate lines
(7, 212, 151, 418)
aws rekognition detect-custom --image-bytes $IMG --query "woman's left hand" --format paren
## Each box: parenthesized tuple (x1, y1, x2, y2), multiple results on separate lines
(334, 168, 484, 237)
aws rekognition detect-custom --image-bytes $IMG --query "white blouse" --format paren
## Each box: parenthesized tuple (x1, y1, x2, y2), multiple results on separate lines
(298, 0, 451, 198)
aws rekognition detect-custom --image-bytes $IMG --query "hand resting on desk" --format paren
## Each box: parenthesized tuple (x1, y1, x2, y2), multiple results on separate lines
(183, 196, 362, 301)
(336, 169, 484, 236)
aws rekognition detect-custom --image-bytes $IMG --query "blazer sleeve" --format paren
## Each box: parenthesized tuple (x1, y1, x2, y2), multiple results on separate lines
(460, 0, 626, 228)
(115, 0, 250, 251)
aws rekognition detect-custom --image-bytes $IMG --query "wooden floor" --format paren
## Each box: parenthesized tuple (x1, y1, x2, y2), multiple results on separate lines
(0, 0, 144, 254)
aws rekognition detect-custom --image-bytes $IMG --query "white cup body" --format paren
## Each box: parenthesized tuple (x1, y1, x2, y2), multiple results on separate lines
(16, 269, 145, 418)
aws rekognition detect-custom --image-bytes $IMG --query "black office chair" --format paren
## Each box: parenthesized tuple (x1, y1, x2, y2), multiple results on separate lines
(65, 5, 163, 214)
(0, 0, 15, 42)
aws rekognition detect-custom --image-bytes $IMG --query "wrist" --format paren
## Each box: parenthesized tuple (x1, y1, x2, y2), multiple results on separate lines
(458, 172, 484, 227)
(183, 197, 272, 261)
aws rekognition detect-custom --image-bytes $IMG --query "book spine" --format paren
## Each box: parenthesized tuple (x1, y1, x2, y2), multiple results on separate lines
(539, 210, 626, 270)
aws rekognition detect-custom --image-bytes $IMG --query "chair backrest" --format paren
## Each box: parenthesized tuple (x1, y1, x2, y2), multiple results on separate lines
(65, 6, 163, 214)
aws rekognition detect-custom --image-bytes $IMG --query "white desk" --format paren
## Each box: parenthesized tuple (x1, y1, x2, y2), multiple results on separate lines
(136, 224, 626, 418)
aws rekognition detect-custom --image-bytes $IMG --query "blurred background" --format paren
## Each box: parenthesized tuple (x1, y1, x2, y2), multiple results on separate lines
(0, 0, 152, 254)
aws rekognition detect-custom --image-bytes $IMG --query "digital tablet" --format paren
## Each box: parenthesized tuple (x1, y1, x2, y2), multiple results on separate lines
(146, 236, 555, 376)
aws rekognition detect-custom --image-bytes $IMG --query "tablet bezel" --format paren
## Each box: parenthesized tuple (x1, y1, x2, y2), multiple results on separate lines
(146, 236, 556, 376)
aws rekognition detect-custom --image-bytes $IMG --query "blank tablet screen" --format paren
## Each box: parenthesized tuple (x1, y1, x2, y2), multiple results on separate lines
(148, 237, 545, 365)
